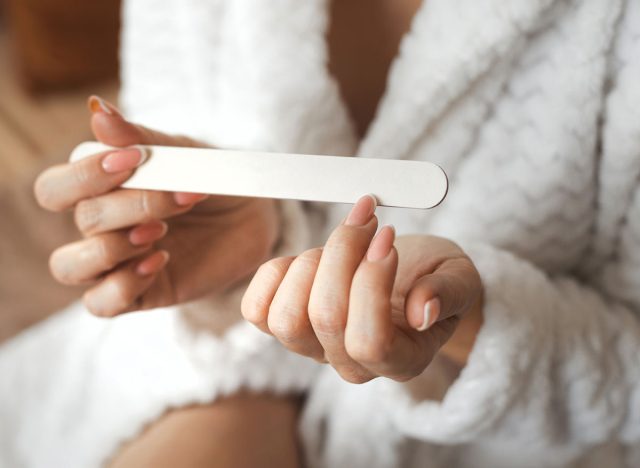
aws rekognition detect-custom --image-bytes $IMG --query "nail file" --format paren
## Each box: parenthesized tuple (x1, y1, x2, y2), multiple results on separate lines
(69, 142, 448, 209)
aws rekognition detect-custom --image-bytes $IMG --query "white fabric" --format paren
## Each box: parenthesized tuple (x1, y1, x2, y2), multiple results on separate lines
(2, 0, 640, 466)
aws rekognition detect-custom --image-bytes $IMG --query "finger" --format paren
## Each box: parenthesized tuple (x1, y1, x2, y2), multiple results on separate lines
(74, 188, 205, 236)
(34, 146, 148, 212)
(308, 194, 378, 384)
(83, 250, 169, 317)
(49, 221, 168, 285)
(345, 225, 416, 379)
(405, 256, 483, 331)
(268, 248, 325, 361)
(88, 95, 203, 148)
(88, 96, 210, 205)
(241, 256, 296, 334)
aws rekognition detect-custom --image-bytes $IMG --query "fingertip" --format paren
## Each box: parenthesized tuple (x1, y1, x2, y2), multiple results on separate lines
(173, 192, 209, 206)
(242, 256, 295, 327)
(136, 250, 170, 276)
(405, 278, 439, 331)
(88, 95, 121, 117)
(366, 225, 396, 262)
(129, 220, 169, 246)
(344, 194, 378, 226)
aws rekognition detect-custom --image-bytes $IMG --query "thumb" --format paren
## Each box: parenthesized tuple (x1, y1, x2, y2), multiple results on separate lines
(87, 95, 203, 149)
(404, 256, 482, 331)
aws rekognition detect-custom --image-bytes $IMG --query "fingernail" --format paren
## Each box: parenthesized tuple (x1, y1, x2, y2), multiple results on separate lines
(345, 194, 377, 226)
(129, 221, 168, 246)
(136, 251, 169, 276)
(366, 225, 395, 261)
(418, 297, 441, 331)
(102, 146, 149, 173)
(88, 95, 121, 117)
(174, 192, 208, 206)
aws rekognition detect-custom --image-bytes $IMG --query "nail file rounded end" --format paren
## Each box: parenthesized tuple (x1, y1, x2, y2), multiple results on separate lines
(70, 142, 448, 209)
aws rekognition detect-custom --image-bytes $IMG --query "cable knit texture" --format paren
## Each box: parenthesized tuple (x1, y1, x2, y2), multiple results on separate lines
(1, 0, 639, 467)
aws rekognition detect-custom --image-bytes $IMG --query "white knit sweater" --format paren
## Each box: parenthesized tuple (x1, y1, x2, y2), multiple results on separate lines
(1, 0, 639, 467)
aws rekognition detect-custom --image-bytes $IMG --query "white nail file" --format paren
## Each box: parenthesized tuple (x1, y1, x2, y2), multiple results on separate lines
(70, 142, 448, 209)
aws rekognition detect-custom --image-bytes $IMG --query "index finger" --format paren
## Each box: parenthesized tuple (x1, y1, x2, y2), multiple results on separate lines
(34, 146, 148, 212)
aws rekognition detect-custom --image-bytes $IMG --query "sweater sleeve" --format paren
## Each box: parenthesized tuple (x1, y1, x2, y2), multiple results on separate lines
(375, 2, 640, 455)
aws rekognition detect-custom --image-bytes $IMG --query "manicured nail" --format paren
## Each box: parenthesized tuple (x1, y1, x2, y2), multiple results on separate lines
(129, 221, 168, 246)
(174, 192, 208, 206)
(136, 251, 169, 276)
(102, 146, 149, 173)
(418, 297, 441, 331)
(88, 95, 120, 116)
(366, 225, 395, 261)
(345, 194, 377, 226)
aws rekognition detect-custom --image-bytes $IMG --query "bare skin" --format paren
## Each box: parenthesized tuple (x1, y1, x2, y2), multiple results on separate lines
(328, 0, 423, 137)
(109, 393, 303, 468)
(34, 1, 481, 466)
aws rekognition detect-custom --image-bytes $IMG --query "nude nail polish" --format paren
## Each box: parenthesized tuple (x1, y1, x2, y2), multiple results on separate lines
(129, 222, 168, 246)
(101, 146, 149, 173)
(366, 225, 395, 261)
(345, 194, 377, 226)
(136, 251, 170, 276)
(88, 95, 120, 117)
(418, 297, 441, 331)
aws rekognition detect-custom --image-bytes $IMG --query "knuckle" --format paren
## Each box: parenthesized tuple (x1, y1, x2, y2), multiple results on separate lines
(72, 160, 93, 189)
(240, 294, 268, 324)
(242, 257, 293, 324)
(74, 199, 102, 234)
(82, 290, 110, 317)
(337, 367, 373, 385)
(309, 304, 346, 336)
(49, 249, 75, 285)
(346, 334, 393, 365)
(295, 248, 322, 270)
(259, 258, 289, 282)
(94, 236, 120, 270)
(82, 294, 102, 316)
(268, 305, 305, 344)
(324, 231, 357, 258)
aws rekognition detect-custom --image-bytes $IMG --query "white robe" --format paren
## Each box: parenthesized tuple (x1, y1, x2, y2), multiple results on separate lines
(2, 0, 640, 466)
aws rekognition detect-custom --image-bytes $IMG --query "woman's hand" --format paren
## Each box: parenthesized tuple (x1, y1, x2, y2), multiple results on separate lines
(241, 195, 483, 383)
(35, 96, 280, 317)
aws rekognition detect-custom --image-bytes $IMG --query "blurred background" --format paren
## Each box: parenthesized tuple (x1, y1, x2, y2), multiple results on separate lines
(0, 0, 121, 343)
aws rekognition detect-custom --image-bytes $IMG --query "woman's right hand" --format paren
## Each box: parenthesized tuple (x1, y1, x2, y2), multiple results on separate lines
(35, 96, 280, 317)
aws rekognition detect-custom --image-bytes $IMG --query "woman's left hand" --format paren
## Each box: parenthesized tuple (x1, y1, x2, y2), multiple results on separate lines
(241, 195, 484, 383)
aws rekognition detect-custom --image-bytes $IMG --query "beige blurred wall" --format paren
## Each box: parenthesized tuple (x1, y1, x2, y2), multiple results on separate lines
(0, 2, 120, 342)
